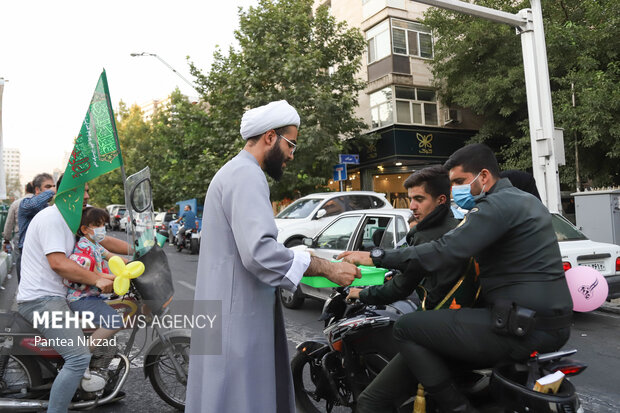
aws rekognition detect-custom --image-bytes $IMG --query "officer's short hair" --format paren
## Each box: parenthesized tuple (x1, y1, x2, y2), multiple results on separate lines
(403, 165, 450, 200)
(444, 143, 501, 178)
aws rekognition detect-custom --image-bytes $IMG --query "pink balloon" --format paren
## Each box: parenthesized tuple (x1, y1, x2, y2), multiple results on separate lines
(564, 266, 609, 312)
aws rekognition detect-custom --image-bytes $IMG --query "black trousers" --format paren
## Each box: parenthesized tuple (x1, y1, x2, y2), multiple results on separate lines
(356, 308, 570, 413)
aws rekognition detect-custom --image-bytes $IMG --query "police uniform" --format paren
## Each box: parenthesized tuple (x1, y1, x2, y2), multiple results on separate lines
(371, 178, 572, 403)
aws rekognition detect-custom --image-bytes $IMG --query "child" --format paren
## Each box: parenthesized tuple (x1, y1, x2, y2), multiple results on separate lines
(64, 207, 126, 376)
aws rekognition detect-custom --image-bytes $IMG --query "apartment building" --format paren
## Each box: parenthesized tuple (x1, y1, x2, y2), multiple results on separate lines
(320, 0, 482, 204)
(3, 147, 21, 198)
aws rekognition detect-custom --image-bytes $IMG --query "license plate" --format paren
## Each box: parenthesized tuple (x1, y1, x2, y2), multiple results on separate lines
(581, 262, 606, 272)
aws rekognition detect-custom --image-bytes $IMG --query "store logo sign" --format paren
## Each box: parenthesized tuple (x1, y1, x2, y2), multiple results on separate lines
(417, 133, 433, 154)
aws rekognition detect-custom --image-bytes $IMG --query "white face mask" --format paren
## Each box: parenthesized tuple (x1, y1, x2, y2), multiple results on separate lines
(92, 226, 106, 243)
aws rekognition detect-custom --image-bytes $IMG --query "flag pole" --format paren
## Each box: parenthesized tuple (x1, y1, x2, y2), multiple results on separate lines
(102, 70, 136, 254)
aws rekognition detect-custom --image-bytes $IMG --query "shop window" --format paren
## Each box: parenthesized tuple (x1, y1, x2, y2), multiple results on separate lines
(391, 19, 433, 59)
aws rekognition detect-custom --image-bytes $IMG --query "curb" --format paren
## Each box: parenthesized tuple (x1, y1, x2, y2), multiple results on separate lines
(598, 302, 620, 315)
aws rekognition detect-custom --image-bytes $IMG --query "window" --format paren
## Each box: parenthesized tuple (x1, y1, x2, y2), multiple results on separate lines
(316, 215, 361, 250)
(367, 20, 390, 64)
(391, 19, 433, 59)
(321, 196, 347, 217)
(346, 195, 372, 210)
(395, 86, 438, 126)
(370, 87, 393, 128)
(356, 216, 393, 251)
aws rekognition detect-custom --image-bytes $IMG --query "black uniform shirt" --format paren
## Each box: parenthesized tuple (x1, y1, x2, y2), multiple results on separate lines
(374, 178, 573, 313)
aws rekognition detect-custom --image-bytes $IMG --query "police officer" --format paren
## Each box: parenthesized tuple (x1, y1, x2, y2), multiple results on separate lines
(347, 165, 476, 412)
(339, 144, 573, 413)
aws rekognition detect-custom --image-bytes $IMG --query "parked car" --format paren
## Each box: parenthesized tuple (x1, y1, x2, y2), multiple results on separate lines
(275, 191, 391, 247)
(105, 204, 124, 229)
(279, 208, 412, 308)
(281, 211, 620, 309)
(109, 206, 126, 231)
(155, 211, 177, 232)
(553, 213, 620, 299)
(119, 210, 129, 231)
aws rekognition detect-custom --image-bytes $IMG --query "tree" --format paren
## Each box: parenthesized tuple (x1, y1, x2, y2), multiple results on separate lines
(423, 0, 620, 188)
(88, 102, 150, 207)
(189, 0, 370, 199)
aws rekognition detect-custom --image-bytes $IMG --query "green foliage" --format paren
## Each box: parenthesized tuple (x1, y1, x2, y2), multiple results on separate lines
(189, 0, 369, 199)
(424, 0, 620, 188)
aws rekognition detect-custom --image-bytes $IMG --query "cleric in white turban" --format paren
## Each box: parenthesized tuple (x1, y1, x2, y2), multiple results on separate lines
(186, 98, 361, 413)
(240, 99, 300, 140)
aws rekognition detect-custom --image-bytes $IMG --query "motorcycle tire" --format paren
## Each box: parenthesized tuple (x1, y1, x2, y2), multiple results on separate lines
(190, 238, 199, 255)
(0, 354, 43, 396)
(291, 345, 343, 413)
(145, 335, 191, 410)
(279, 287, 305, 309)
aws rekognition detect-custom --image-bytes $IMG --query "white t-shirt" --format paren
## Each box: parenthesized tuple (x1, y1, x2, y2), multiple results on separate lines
(16, 205, 75, 302)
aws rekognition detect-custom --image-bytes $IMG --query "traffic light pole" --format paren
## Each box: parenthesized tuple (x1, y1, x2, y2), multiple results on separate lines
(414, 0, 564, 213)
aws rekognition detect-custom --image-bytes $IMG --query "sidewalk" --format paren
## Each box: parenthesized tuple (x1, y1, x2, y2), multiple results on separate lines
(599, 297, 620, 315)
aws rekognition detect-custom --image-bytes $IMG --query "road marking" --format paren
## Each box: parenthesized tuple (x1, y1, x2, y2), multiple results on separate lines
(177, 280, 196, 291)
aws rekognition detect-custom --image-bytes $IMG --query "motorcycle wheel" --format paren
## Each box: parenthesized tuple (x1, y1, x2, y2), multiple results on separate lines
(0, 355, 43, 396)
(190, 238, 199, 254)
(145, 336, 190, 410)
(291, 346, 345, 413)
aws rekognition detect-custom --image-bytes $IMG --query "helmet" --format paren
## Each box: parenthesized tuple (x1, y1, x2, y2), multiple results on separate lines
(490, 363, 582, 413)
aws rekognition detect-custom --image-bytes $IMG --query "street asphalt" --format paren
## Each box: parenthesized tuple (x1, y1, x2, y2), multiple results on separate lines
(0, 231, 619, 412)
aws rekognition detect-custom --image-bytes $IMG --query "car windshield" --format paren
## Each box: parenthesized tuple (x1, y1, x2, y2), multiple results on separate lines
(276, 198, 322, 219)
(551, 214, 588, 241)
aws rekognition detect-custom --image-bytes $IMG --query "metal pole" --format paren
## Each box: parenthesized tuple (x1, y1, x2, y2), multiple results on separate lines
(412, 0, 563, 212)
(130, 52, 197, 92)
(103, 80, 136, 253)
(572, 82, 580, 191)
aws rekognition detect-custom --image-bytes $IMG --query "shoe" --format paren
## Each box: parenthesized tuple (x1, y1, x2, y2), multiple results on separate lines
(83, 367, 91, 379)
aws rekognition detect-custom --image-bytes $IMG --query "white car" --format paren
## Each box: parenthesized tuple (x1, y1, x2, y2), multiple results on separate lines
(279, 208, 412, 308)
(553, 213, 620, 299)
(275, 191, 392, 247)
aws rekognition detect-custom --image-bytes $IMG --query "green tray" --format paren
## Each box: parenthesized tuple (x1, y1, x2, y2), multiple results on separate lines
(300, 265, 388, 288)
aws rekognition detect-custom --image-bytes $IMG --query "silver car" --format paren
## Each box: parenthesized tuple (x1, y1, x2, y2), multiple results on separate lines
(279, 209, 412, 309)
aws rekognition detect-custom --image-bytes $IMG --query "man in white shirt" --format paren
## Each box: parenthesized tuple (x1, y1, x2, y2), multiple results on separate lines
(16, 183, 113, 413)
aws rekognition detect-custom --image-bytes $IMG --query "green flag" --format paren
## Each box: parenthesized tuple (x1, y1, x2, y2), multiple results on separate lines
(56, 70, 123, 233)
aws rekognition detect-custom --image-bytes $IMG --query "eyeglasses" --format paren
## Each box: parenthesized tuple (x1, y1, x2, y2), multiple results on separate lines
(278, 134, 297, 155)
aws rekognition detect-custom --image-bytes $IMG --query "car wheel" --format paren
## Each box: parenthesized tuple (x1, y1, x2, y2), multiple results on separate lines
(285, 238, 303, 248)
(279, 287, 305, 309)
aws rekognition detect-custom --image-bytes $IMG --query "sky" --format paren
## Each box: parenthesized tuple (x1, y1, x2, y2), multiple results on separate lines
(0, 0, 258, 186)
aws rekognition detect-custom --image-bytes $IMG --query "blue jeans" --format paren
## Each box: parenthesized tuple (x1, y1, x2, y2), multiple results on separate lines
(18, 296, 91, 413)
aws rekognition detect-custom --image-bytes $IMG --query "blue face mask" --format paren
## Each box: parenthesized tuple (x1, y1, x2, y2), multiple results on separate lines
(92, 226, 106, 243)
(452, 172, 482, 210)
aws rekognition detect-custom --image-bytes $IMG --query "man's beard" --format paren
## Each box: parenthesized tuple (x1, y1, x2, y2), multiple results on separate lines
(264, 143, 287, 181)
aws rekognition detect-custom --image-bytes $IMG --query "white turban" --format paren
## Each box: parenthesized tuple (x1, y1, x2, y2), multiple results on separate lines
(240, 100, 300, 140)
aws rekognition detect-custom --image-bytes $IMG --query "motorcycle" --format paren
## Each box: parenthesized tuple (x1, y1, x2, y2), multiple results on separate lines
(176, 226, 200, 254)
(0, 168, 190, 411)
(292, 286, 587, 413)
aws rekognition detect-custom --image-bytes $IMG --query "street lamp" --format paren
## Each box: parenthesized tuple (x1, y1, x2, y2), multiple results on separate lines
(130, 52, 197, 92)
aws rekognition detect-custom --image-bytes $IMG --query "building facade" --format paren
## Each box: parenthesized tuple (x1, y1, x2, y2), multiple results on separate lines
(3, 147, 21, 198)
(320, 0, 482, 205)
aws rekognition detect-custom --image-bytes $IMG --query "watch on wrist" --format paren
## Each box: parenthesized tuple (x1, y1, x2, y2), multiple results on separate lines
(370, 247, 385, 262)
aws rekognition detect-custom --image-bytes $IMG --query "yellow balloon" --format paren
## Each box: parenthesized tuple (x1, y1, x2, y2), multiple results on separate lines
(108, 256, 145, 295)
(114, 277, 130, 296)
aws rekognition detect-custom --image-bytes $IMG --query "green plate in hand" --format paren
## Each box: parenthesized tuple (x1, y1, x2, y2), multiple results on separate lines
(300, 265, 388, 288)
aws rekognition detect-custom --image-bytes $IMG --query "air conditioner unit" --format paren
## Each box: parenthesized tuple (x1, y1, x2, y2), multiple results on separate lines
(443, 108, 461, 125)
